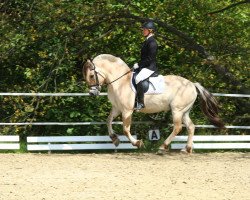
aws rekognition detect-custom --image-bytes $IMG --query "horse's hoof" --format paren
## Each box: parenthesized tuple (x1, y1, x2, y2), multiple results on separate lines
(180, 148, 188, 154)
(186, 146, 192, 154)
(110, 134, 120, 147)
(156, 148, 167, 155)
(181, 146, 192, 154)
(113, 138, 120, 147)
(135, 140, 144, 148)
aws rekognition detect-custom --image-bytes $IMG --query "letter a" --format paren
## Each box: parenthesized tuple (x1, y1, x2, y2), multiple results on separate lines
(151, 130, 158, 140)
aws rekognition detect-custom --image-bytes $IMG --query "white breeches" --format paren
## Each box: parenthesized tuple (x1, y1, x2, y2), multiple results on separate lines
(135, 68, 154, 84)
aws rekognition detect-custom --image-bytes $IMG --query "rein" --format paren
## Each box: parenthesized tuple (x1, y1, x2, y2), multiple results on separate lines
(104, 69, 132, 86)
(90, 60, 132, 87)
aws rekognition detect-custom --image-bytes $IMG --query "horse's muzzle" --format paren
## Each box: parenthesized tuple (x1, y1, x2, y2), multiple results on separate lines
(89, 86, 101, 96)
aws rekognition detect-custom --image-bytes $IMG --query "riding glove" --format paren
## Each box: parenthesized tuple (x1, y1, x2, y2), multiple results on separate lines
(133, 63, 139, 70)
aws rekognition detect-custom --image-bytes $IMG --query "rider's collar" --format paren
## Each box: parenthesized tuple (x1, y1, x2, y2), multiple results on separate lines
(147, 33, 154, 40)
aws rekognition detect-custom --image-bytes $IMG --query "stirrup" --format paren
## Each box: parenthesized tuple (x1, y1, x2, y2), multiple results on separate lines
(134, 103, 145, 111)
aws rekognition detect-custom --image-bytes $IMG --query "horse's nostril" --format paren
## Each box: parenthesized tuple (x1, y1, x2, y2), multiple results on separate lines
(89, 87, 100, 96)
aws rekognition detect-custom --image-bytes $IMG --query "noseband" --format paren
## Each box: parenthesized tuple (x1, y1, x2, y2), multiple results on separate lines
(87, 60, 105, 95)
(89, 61, 104, 88)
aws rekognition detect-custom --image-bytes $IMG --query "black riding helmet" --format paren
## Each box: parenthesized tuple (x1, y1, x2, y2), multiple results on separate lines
(141, 20, 156, 32)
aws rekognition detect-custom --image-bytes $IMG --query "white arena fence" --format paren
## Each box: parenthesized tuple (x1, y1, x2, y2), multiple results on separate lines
(0, 92, 249, 151)
(0, 135, 20, 150)
(0, 92, 249, 129)
(1, 135, 250, 151)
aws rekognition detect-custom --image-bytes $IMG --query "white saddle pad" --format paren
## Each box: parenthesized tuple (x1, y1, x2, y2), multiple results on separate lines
(131, 74, 165, 95)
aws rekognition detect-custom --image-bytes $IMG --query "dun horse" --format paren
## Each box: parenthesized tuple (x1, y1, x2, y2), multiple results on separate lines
(83, 54, 224, 154)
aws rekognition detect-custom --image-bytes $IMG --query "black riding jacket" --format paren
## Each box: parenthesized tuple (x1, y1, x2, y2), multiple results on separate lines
(138, 36, 158, 73)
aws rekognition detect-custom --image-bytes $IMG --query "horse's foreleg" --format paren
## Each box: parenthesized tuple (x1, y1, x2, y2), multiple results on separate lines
(107, 107, 121, 146)
(157, 111, 183, 154)
(122, 111, 144, 148)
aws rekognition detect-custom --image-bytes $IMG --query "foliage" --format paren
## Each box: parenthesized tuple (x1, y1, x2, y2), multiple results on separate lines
(0, 0, 249, 138)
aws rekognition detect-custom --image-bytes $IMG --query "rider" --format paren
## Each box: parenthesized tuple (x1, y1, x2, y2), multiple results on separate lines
(133, 20, 158, 111)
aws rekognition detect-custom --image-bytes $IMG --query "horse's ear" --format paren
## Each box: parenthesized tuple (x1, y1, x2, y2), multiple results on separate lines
(83, 59, 90, 79)
(82, 58, 93, 79)
(83, 59, 91, 68)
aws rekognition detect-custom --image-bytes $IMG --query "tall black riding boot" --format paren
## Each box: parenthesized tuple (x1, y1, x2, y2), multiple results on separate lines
(135, 82, 145, 111)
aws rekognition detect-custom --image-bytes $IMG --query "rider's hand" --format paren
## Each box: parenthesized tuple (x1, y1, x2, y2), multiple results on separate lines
(133, 63, 139, 70)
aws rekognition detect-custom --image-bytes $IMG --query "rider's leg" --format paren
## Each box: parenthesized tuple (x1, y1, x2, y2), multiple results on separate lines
(135, 81, 145, 110)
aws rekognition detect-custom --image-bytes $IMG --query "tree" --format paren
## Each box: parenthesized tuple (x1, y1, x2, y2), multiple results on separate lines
(0, 0, 249, 137)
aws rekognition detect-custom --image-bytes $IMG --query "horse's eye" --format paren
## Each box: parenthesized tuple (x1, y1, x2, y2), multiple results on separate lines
(90, 75, 94, 79)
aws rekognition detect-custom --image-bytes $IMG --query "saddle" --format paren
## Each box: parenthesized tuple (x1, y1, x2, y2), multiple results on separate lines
(131, 72, 165, 95)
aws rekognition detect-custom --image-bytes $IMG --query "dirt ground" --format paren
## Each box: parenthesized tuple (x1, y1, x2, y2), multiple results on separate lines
(0, 152, 249, 200)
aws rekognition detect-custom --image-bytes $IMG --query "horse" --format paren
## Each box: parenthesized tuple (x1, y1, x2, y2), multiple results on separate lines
(83, 54, 225, 154)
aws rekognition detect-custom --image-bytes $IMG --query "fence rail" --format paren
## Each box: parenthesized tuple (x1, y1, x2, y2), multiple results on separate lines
(0, 92, 249, 98)
(0, 122, 249, 129)
(0, 92, 107, 96)
(0, 92, 249, 129)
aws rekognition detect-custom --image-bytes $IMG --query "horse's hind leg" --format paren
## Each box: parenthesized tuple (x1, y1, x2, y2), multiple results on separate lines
(157, 111, 183, 154)
(107, 106, 121, 146)
(182, 111, 195, 153)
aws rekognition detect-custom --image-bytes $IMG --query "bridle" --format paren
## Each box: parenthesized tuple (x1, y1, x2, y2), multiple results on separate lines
(87, 59, 132, 95)
(89, 61, 102, 87)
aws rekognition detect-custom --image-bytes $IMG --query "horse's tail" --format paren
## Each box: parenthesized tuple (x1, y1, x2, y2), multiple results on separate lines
(194, 82, 225, 129)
